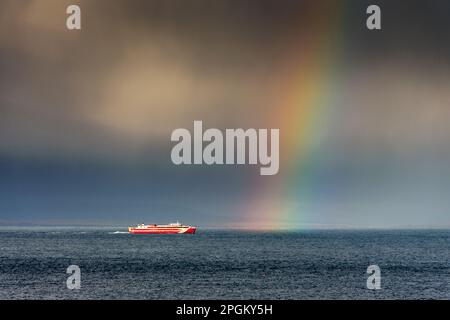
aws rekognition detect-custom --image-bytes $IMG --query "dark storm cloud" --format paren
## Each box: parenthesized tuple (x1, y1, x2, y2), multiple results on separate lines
(1, 0, 449, 162)
(1, 0, 450, 227)
(1, 0, 305, 161)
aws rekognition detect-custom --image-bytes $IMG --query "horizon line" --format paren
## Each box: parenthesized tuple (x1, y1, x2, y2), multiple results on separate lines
(0, 224, 449, 231)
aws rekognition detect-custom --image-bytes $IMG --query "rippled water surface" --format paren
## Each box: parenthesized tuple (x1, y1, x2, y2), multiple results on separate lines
(0, 228, 448, 299)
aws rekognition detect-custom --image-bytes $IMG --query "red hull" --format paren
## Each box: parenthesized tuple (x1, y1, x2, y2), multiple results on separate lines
(128, 226, 196, 234)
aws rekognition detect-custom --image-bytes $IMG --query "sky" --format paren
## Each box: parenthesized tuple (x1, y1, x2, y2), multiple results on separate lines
(1, 0, 450, 228)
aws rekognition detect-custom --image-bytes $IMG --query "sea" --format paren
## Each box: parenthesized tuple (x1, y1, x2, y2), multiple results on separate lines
(0, 228, 448, 299)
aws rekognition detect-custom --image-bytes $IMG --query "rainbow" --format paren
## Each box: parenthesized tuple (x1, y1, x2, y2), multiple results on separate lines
(241, 2, 348, 229)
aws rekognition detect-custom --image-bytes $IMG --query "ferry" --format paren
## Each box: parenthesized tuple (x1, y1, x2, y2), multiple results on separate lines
(128, 222, 196, 234)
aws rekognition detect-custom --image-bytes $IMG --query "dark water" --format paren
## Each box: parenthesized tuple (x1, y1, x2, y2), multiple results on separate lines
(0, 228, 448, 299)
